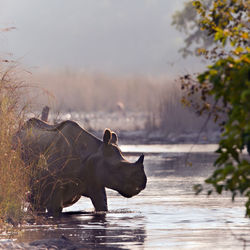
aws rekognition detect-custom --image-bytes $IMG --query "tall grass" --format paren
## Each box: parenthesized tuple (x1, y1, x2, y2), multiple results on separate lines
(157, 82, 216, 134)
(30, 69, 167, 112)
(0, 66, 28, 226)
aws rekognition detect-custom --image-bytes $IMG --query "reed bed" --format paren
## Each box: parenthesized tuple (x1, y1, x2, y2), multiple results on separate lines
(0, 66, 28, 226)
(31, 69, 217, 133)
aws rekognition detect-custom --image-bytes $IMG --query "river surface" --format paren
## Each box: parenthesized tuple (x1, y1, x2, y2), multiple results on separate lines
(6, 144, 250, 249)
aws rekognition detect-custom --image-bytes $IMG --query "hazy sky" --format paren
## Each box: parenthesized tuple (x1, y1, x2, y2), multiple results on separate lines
(0, 0, 202, 76)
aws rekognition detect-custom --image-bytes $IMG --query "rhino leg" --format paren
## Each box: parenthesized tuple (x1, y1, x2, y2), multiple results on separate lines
(89, 187, 108, 212)
(28, 201, 46, 213)
(46, 185, 63, 216)
(46, 197, 63, 216)
(31, 203, 46, 213)
(47, 206, 62, 216)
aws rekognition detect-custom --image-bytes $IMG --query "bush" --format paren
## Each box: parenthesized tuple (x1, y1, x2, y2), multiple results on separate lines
(0, 66, 28, 226)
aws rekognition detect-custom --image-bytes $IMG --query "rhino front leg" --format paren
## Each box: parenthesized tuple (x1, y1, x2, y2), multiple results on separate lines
(89, 187, 108, 212)
(47, 205, 62, 217)
(46, 185, 63, 216)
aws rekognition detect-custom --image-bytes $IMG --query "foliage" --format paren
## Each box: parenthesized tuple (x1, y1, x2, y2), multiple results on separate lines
(0, 66, 28, 226)
(172, 0, 213, 57)
(178, 0, 250, 216)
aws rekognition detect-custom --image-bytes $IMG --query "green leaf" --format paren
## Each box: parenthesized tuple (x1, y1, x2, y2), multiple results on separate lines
(241, 89, 250, 102)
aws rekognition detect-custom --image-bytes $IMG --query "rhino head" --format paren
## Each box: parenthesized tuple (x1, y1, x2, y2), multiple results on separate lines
(94, 129, 147, 198)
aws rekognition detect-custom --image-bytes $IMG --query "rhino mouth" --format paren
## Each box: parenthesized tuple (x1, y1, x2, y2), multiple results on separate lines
(118, 192, 133, 198)
(118, 186, 144, 198)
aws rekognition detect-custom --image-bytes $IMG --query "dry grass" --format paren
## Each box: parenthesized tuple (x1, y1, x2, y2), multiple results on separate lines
(157, 82, 217, 134)
(0, 65, 28, 226)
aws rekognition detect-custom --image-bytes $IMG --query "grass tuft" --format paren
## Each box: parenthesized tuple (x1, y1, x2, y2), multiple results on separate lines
(0, 66, 28, 227)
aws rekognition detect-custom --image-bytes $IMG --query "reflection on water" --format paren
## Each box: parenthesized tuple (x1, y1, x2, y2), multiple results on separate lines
(17, 212, 146, 249)
(5, 145, 250, 249)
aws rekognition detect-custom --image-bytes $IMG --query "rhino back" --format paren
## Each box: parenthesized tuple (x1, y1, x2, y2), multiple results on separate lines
(57, 121, 101, 161)
(22, 119, 101, 174)
(23, 118, 101, 154)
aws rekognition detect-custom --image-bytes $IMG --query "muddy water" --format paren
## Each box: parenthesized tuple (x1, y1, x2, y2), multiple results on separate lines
(11, 145, 250, 249)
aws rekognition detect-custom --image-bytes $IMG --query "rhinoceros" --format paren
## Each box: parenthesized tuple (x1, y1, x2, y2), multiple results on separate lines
(15, 118, 147, 215)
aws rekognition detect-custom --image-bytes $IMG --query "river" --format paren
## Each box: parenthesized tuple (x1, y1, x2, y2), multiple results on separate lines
(5, 144, 250, 249)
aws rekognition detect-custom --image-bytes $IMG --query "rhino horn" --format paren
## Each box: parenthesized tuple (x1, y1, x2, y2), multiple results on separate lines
(136, 154, 144, 164)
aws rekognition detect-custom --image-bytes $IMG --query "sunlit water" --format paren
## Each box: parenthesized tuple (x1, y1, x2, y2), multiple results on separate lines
(4, 145, 250, 249)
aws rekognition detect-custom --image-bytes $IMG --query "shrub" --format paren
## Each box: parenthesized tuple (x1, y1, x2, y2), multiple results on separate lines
(0, 66, 28, 226)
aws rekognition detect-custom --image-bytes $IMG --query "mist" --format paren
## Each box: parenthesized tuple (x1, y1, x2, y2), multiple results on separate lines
(0, 0, 216, 136)
(0, 0, 203, 76)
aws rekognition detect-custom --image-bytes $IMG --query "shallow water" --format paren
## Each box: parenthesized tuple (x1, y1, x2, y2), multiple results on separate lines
(7, 145, 250, 249)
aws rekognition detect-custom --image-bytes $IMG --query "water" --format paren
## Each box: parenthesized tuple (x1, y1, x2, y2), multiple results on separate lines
(6, 145, 250, 249)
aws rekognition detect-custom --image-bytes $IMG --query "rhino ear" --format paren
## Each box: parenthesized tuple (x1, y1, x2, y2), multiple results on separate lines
(103, 129, 112, 144)
(110, 132, 118, 145)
